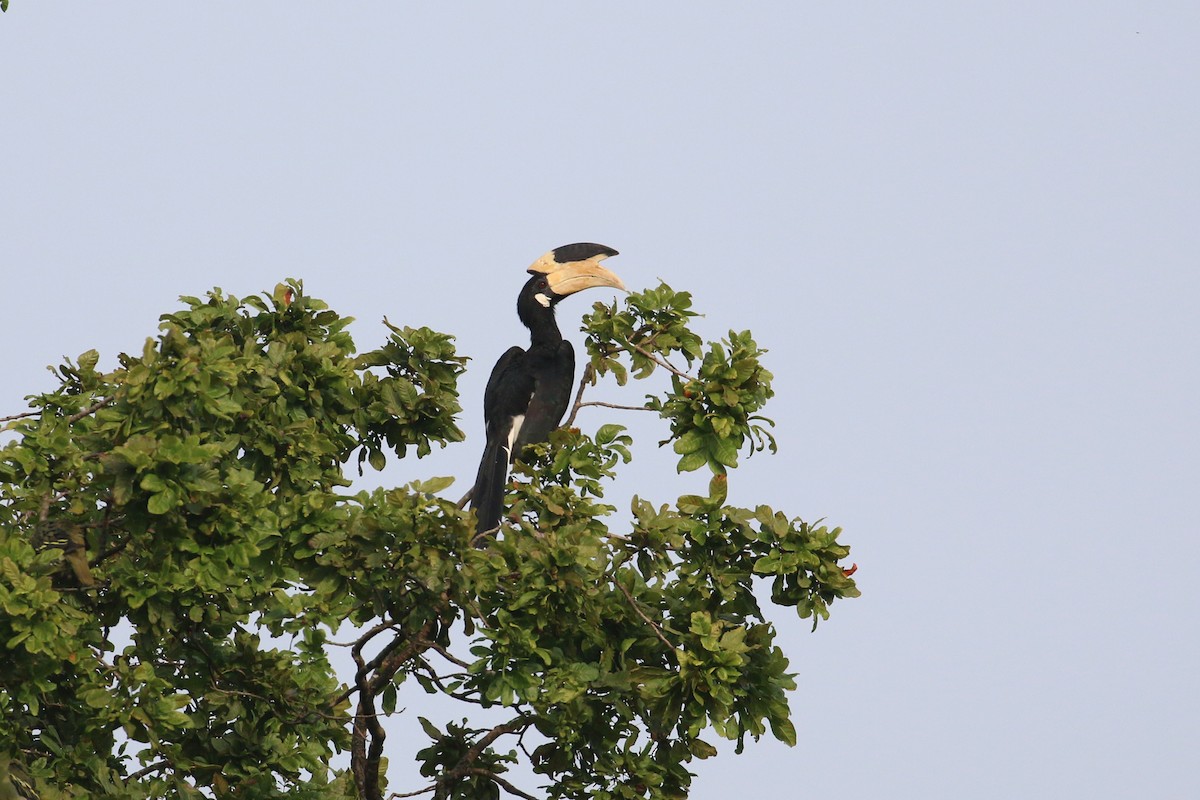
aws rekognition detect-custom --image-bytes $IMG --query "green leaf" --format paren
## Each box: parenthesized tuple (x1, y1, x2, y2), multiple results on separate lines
(78, 349, 100, 374)
(595, 423, 626, 445)
(708, 473, 728, 505)
(414, 475, 455, 494)
(672, 430, 705, 455)
(709, 435, 739, 468)
(770, 716, 797, 747)
(754, 553, 781, 574)
(676, 450, 708, 473)
(418, 717, 442, 740)
(140, 474, 167, 493)
(147, 489, 177, 514)
(381, 682, 398, 714)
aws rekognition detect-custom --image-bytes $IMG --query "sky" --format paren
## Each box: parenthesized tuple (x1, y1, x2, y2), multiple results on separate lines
(3, 3, 1198, 798)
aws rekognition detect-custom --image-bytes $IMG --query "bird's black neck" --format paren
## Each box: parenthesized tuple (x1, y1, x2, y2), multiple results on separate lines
(523, 305, 562, 348)
(517, 279, 563, 348)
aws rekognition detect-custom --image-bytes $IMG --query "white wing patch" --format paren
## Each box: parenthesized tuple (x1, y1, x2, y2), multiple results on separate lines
(505, 414, 526, 461)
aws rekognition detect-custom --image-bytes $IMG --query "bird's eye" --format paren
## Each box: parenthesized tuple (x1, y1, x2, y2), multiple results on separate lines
(537, 278, 549, 290)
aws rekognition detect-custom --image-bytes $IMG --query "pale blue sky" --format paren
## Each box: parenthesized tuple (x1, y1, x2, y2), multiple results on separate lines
(3, 4, 1197, 798)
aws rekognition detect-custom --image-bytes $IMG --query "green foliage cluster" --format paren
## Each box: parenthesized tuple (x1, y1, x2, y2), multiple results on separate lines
(583, 285, 776, 474)
(0, 279, 857, 800)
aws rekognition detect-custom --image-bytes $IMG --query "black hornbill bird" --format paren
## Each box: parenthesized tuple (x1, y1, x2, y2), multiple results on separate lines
(470, 243, 625, 535)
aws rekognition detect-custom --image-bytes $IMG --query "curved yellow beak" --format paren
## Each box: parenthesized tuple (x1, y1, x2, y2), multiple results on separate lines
(527, 243, 626, 296)
(546, 262, 626, 296)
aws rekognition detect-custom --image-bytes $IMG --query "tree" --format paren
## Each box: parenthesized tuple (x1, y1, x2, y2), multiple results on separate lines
(0, 280, 859, 800)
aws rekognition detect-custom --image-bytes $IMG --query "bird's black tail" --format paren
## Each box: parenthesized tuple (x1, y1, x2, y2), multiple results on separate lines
(471, 436, 509, 537)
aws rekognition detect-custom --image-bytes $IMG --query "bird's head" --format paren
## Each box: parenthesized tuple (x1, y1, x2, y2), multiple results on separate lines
(523, 243, 625, 309)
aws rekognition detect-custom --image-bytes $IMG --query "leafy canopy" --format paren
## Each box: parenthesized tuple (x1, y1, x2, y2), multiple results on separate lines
(0, 279, 858, 800)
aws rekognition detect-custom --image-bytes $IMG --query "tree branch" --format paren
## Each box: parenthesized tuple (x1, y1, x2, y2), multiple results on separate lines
(459, 717, 531, 768)
(68, 397, 114, 423)
(562, 362, 596, 428)
(456, 487, 474, 509)
(412, 657, 484, 704)
(2, 397, 114, 425)
(336, 620, 403, 702)
(126, 759, 168, 780)
(416, 637, 471, 669)
(352, 621, 437, 800)
(616, 579, 676, 658)
(576, 400, 655, 413)
(434, 718, 536, 800)
(469, 523, 501, 548)
(629, 342, 696, 382)
(461, 769, 540, 800)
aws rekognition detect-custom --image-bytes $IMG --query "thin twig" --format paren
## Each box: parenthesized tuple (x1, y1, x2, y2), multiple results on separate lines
(412, 657, 484, 704)
(616, 580, 676, 657)
(460, 769, 541, 800)
(576, 400, 654, 413)
(2, 397, 115, 425)
(126, 760, 168, 780)
(388, 786, 437, 799)
(562, 363, 596, 428)
(417, 638, 471, 669)
(460, 718, 531, 766)
(516, 726, 536, 764)
(68, 397, 114, 423)
(469, 523, 501, 548)
(629, 342, 696, 381)
(90, 535, 128, 567)
(456, 486, 473, 509)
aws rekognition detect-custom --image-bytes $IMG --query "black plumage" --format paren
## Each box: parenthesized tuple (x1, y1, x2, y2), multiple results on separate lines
(470, 244, 623, 536)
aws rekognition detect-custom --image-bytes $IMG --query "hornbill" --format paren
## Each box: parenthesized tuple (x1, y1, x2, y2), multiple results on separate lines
(470, 243, 625, 535)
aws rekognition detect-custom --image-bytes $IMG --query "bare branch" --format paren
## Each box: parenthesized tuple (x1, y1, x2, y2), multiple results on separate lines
(412, 657, 484, 704)
(460, 717, 532, 767)
(562, 362, 596, 428)
(3, 397, 114, 426)
(68, 397, 114, 423)
(89, 537, 129, 568)
(335, 620, 403, 701)
(629, 342, 696, 382)
(417, 637, 471, 669)
(616, 579, 677, 658)
(576, 400, 655, 413)
(516, 726, 536, 763)
(469, 523, 501, 548)
(456, 487, 473, 509)
(428, 718, 534, 800)
(352, 621, 437, 800)
(126, 759, 168, 780)
(388, 786, 437, 799)
(461, 769, 541, 800)
(430, 718, 538, 799)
